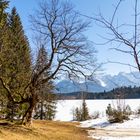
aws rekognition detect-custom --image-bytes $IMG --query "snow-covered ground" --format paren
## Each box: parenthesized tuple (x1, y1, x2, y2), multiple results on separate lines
(55, 99, 140, 140)
(81, 116, 140, 140)
(81, 116, 140, 129)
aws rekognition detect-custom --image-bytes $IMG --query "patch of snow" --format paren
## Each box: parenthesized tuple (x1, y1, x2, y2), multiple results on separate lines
(98, 78, 106, 87)
(106, 117, 140, 130)
(81, 117, 109, 128)
(81, 117, 140, 129)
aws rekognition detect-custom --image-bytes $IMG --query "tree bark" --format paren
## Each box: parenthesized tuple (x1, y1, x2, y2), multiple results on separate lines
(22, 87, 37, 126)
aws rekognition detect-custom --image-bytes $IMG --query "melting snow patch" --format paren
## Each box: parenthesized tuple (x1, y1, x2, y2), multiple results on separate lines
(81, 117, 140, 140)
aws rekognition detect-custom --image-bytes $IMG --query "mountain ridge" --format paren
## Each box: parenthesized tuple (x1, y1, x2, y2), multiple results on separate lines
(55, 71, 140, 93)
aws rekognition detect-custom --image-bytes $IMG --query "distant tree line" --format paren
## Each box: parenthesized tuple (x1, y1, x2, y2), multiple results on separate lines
(58, 86, 140, 99)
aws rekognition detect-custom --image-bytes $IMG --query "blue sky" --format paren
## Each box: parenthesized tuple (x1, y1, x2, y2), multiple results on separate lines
(9, 0, 137, 76)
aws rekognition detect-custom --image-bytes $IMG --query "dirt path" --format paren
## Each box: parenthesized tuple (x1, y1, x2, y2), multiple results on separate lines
(88, 128, 140, 139)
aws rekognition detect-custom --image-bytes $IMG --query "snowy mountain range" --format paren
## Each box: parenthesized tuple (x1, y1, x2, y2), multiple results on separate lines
(55, 72, 140, 93)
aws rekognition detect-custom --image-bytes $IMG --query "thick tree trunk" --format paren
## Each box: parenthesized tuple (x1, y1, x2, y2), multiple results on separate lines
(22, 87, 37, 126)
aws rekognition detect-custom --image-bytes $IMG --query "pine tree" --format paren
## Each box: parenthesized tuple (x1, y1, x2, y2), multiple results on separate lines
(45, 93, 56, 120)
(81, 99, 89, 121)
(9, 7, 31, 120)
(0, 0, 10, 118)
(34, 46, 56, 120)
(0, 7, 31, 120)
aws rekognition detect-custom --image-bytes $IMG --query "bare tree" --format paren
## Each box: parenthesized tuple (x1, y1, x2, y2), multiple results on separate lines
(20, 0, 97, 125)
(90, 0, 140, 72)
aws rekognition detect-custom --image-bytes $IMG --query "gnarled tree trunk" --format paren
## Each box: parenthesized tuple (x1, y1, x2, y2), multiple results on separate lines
(22, 87, 38, 126)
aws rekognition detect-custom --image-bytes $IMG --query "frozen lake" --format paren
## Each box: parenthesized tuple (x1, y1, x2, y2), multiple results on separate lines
(55, 99, 140, 121)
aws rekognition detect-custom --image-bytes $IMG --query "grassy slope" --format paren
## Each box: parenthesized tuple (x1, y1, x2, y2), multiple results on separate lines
(0, 120, 93, 140)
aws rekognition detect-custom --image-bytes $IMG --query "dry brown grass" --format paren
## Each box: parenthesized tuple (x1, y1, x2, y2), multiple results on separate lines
(0, 120, 93, 140)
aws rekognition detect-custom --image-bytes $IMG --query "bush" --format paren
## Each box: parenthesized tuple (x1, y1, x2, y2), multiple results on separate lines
(124, 105, 132, 116)
(106, 104, 131, 123)
(135, 105, 140, 116)
(91, 111, 100, 119)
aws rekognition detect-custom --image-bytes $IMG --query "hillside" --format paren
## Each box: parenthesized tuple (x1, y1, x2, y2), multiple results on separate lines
(0, 120, 92, 140)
